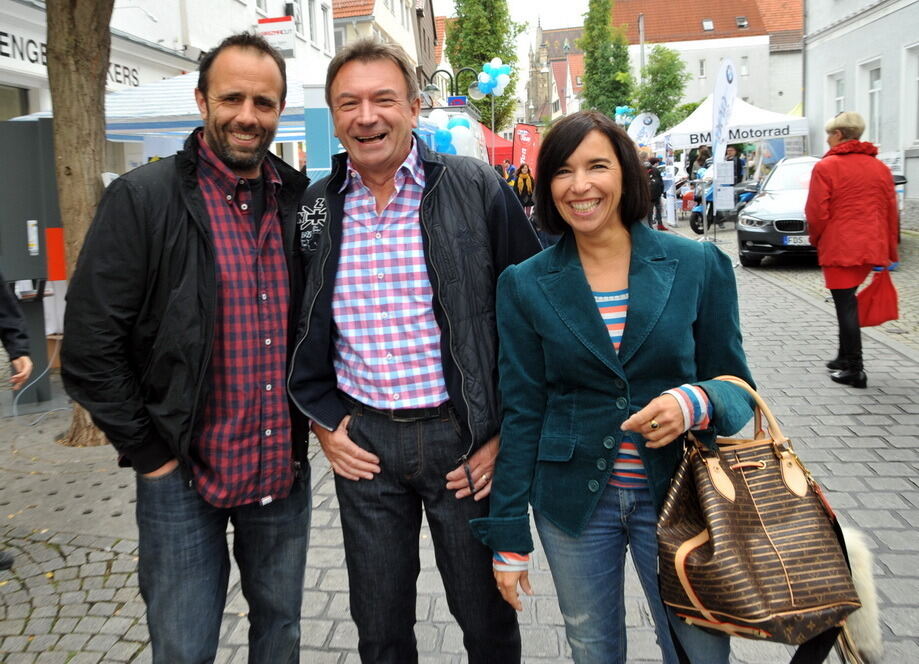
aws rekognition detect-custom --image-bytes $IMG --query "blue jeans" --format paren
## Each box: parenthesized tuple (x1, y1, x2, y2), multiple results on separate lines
(336, 401, 520, 663)
(668, 607, 731, 664)
(136, 465, 311, 664)
(534, 485, 679, 664)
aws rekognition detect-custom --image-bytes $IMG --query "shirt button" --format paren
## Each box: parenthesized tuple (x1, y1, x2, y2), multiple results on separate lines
(386, 353, 393, 360)
(615, 378, 626, 390)
(265, 428, 272, 436)
(377, 273, 384, 280)
(381, 312, 389, 319)
(261, 293, 268, 301)
(265, 338, 272, 346)
(375, 232, 382, 239)
(225, 194, 232, 201)
(587, 479, 600, 493)
(603, 436, 615, 450)
(393, 393, 400, 401)
(616, 397, 628, 410)
(241, 203, 249, 211)
(596, 458, 608, 471)
(266, 384, 272, 391)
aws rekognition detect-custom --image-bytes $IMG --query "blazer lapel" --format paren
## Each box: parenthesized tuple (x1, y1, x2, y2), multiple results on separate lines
(617, 223, 678, 365)
(537, 234, 625, 379)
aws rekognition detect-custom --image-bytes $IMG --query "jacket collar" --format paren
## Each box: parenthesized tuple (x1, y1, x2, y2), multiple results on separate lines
(823, 139, 878, 158)
(539, 223, 678, 378)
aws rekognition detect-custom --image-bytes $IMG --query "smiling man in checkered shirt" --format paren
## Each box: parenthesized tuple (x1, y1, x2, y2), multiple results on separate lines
(62, 34, 311, 663)
(288, 40, 541, 664)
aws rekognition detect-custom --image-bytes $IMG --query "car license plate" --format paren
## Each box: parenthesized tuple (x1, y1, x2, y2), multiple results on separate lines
(783, 235, 810, 246)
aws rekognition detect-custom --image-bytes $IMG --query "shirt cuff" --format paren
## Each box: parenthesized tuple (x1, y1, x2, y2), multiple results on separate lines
(663, 385, 712, 432)
(493, 551, 529, 573)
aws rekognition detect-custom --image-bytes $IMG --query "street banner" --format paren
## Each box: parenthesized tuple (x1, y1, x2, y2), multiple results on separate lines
(512, 124, 540, 175)
(712, 58, 737, 211)
(628, 113, 660, 146)
(663, 133, 677, 227)
(258, 16, 295, 58)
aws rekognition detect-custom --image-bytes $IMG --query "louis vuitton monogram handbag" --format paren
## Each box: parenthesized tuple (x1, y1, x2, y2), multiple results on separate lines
(657, 376, 860, 654)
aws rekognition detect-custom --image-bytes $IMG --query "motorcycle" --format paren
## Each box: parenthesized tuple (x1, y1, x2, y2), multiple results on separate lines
(689, 167, 759, 235)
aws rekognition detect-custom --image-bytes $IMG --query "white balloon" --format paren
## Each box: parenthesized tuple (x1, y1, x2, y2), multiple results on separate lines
(478, 72, 491, 84)
(493, 85, 506, 96)
(490, 57, 502, 69)
(497, 73, 510, 87)
(428, 108, 449, 129)
(449, 125, 474, 156)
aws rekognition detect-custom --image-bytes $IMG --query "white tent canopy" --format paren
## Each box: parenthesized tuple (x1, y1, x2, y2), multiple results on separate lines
(653, 95, 809, 150)
(16, 70, 313, 143)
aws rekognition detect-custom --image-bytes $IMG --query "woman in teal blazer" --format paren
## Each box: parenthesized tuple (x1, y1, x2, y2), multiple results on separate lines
(470, 111, 755, 664)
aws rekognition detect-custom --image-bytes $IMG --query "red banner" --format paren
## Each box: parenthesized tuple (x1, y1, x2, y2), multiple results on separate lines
(512, 124, 541, 176)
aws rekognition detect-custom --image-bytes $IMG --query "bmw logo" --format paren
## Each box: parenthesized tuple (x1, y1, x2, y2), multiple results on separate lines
(726, 66, 734, 84)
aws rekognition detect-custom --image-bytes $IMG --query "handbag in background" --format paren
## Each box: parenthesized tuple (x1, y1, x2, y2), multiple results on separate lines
(657, 376, 860, 659)
(857, 268, 898, 327)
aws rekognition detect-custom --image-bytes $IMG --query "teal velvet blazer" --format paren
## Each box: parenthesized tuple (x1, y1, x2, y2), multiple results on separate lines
(470, 222, 755, 554)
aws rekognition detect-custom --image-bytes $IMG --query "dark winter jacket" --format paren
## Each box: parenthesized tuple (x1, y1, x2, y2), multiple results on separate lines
(287, 139, 541, 455)
(0, 270, 30, 360)
(805, 140, 899, 267)
(62, 131, 311, 474)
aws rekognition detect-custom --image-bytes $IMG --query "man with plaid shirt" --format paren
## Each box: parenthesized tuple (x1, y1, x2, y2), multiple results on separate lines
(289, 40, 541, 663)
(62, 34, 310, 663)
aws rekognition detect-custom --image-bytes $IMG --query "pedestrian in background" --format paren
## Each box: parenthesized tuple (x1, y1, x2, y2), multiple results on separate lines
(471, 110, 755, 664)
(514, 162, 535, 216)
(646, 156, 665, 229)
(288, 40, 539, 663)
(805, 111, 899, 389)
(503, 158, 517, 185)
(62, 33, 312, 663)
(0, 269, 34, 572)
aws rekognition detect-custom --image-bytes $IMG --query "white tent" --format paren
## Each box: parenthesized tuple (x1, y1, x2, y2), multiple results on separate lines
(16, 70, 312, 143)
(653, 95, 809, 150)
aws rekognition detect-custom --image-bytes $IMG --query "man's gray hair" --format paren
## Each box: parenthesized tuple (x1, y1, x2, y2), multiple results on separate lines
(325, 39, 420, 108)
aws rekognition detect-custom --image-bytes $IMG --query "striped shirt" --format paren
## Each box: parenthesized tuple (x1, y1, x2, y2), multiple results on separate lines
(332, 141, 450, 409)
(594, 289, 628, 350)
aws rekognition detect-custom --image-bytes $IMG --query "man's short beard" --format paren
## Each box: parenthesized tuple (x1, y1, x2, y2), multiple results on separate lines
(213, 134, 274, 174)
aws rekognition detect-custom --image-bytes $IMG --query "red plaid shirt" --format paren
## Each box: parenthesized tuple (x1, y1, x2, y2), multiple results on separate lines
(192, 133, 294, 508)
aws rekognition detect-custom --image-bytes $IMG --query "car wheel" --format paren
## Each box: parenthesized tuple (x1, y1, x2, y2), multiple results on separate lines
(689, 211, 704, 235)
(739, 252, 762, 267)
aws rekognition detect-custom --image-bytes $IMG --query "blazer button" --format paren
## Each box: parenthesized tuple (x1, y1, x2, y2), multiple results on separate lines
(615, 378, 626, 390)
(587, 479, 600, 492)
(603, 436, 615, 449)
(615, 397, 628, 410)
(596, 458, 608, 471)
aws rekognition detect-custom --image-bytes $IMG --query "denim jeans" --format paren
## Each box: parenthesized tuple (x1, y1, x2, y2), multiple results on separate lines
(667, 607, 731, 664)
(135, 465, 311, 664)
(534, 485, 679, 664)
(335, 402, 520, 664)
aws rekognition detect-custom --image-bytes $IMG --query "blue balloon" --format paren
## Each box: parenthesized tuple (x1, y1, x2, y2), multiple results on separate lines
(500, 65, 512, 76)
(443, 144, 458, 154)
(481, 81, 495, 94)
(447, 116, 471, 129)
(434, 128, 452, 147)
(483, 63, 495, 75)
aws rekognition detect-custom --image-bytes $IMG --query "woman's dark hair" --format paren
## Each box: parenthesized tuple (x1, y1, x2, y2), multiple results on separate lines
(535, 110, 650, 235)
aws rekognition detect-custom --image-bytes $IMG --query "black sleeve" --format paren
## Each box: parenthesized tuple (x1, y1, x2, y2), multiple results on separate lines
(487, 175, 542, 273)
(0, 271, 30, 360)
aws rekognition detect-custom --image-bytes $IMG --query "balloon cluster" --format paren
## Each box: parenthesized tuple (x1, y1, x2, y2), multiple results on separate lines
(475, 58, 512, 97)
(614, 105, 636, 127)
(427, 109, 476, 157)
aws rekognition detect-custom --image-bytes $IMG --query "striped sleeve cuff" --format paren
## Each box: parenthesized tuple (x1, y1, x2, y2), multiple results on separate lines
(663, 385, 712, 432)
(493, 551, 530, 572)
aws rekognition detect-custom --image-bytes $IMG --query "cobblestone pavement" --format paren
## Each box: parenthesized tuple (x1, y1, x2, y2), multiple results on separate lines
(2, 237, 918, 662)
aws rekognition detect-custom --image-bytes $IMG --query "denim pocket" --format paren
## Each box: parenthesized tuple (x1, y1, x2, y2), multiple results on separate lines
(136, 464, 181, 483)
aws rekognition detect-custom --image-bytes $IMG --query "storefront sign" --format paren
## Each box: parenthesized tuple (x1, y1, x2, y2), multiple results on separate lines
(258, 16, 295, 58)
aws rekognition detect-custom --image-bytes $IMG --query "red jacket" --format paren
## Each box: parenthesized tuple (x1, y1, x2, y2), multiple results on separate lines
(805, 140, 899, 267)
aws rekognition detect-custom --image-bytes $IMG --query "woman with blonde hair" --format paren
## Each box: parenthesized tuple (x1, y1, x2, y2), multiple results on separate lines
(805, 111, 899, 388)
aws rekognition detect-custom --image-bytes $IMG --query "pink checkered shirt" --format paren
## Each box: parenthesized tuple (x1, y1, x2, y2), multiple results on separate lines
(193, 133, 294, 508)
(332, 141, 449, 409)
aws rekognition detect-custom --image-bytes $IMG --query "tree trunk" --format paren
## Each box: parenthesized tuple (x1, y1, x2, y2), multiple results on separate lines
(46, 0, 114, 447)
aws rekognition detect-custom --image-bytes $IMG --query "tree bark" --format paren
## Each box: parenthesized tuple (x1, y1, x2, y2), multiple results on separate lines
(46, 0, 114, 447)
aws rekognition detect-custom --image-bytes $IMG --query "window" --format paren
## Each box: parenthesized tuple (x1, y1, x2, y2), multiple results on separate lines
(867, 66, 881, 144)
(384, 0, 393, 11)
(701, 19, 714, 31)
(334, 27, 345, 52)
(322, 5, 331, 51)
(256, 0, 267, 12)
(293, 1, 305, 36)
(699, 59, 706, 78)
(834, 76, 845, 114)
(736, 16, 748, 28)
(576, 75, 583, 86)
(308, 0, 317, 43)
(740, 56, 748, 77)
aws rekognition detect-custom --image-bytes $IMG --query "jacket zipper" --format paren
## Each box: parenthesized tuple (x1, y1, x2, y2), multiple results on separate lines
(286, 163, 340, 430)
(417, 164, 476, 460)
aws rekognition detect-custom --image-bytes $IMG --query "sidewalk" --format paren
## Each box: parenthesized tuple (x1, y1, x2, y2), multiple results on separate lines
(2, 233, 918, 663)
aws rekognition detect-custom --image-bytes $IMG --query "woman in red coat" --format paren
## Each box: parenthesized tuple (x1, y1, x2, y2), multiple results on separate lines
(805, 111, 899, 388)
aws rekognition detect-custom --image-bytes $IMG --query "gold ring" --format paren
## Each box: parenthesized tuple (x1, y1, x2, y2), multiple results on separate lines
(481, 473, 490, 483)
(649, 419, 660, 431)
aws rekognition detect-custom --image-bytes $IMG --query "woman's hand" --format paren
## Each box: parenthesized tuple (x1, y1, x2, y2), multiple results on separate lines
(621, 394, 685, 449)
(494, 569, 533, 611)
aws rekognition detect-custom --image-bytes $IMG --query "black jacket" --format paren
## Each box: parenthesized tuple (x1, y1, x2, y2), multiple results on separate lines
(62, 131, 311, 474)
(287, 140, 541, 455)
(0, 270, 30, 360)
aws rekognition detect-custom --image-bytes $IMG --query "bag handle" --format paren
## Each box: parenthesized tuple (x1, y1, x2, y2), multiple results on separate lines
(712, 375, 789, 446)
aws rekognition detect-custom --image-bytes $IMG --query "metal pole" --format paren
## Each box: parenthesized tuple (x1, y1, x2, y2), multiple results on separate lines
(490, 94, 496, 165)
